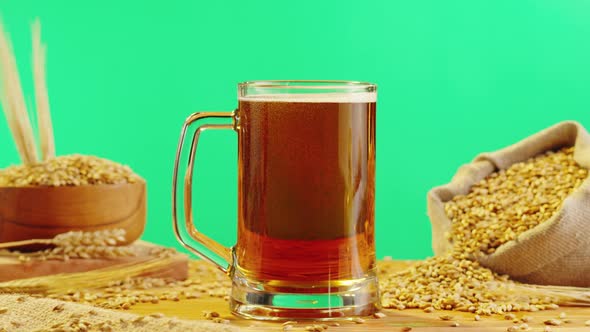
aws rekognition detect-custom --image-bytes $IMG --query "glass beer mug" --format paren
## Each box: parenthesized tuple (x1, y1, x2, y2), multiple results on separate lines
(173, 80, 379, 320)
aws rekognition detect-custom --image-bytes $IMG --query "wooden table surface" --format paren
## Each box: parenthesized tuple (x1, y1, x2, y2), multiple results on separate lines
(128, 260, 590, 331)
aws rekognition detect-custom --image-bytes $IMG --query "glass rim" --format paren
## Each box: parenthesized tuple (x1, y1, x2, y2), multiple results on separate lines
(238, 80, 376, 90)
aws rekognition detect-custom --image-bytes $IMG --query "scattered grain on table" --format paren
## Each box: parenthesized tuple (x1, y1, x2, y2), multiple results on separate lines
(36, 261, 231, 310)
(380, 251, 559, 315)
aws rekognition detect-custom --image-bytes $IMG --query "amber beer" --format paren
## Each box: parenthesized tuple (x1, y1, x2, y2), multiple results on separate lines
(235, 95, 376, 285)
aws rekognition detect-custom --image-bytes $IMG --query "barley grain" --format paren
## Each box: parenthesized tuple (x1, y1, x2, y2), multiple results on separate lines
(445, 147, 587, 257)
(352, 317, 365, 324)
(0, 154, 141, 187)
(202, 311, 220, 319)
(543, 319, 561, 326)
(212, 318, 229, 324)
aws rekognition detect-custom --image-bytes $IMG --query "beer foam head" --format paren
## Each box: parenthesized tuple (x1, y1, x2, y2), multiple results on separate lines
(238, 92, 376, 103)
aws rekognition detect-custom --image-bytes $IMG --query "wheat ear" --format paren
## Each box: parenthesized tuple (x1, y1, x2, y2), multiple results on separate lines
(0, 20, 38, 164)
(32, 19, 54, 160)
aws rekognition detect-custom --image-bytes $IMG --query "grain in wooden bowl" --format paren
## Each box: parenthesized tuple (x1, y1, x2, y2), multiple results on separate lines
(0, 155, 146, 244)
(0, 154, 141, 187)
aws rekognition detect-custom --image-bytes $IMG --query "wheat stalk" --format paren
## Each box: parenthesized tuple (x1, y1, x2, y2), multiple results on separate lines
(0, 238, 52, 250)
(0, 20, 38, 164)
(0, 255, 182, 294)
(32, 19, 54, 161)
(0, 229, 127, 250)
(515, 284, 590, 306)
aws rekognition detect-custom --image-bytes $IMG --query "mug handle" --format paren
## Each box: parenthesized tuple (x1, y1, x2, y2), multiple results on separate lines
(172, 111, 237, 273)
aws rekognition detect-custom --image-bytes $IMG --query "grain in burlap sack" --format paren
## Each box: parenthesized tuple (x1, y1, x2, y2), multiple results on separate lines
(427, 121, 590, 287)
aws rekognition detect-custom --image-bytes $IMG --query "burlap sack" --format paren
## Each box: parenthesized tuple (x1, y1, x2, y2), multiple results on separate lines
(427, 121, 590, 287)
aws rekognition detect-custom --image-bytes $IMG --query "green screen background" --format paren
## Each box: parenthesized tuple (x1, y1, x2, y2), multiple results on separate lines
(1, 0, 589, 259)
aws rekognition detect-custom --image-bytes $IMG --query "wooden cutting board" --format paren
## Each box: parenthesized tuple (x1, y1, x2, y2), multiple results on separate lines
(128, 260, 590, 332)
(0, 241, 188, 282)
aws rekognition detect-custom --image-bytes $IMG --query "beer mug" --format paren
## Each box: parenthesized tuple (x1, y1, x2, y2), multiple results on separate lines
(173, 80, 379, 320)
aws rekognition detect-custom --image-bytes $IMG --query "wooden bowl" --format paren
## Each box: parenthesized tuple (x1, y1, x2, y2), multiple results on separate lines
(0, 181, 146, 244)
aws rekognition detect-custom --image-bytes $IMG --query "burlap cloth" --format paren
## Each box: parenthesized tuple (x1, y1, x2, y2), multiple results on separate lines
(0, 293, 239, 332)
(427, 121, 590, 287)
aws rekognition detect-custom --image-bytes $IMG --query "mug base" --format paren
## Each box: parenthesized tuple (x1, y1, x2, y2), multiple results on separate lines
(229, 272, 381, 321)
